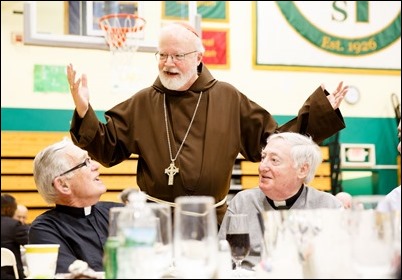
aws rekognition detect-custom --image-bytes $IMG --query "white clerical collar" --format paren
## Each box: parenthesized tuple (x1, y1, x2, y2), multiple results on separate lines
(273, 200, 287, 207)
(84, 206, 92, 216)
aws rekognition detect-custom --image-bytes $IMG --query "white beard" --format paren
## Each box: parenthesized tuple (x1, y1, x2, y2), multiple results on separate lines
(159, 68, 196, 91)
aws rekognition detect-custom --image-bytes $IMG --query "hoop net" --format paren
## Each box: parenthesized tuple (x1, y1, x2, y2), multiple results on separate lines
(99, 14, 146, 94)
(99, 13, 146, 52)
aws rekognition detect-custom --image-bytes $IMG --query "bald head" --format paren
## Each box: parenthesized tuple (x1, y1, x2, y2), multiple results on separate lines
(335, 192, 352, 209)
(13, 204, 28, 224)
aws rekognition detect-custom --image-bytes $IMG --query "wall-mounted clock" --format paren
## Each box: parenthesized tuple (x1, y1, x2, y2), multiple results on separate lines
(345, 86, 360, 105)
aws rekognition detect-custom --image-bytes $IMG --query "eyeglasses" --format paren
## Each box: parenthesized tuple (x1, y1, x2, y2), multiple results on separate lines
(57, 158, 91, 177)
(155, 51, 198, 62)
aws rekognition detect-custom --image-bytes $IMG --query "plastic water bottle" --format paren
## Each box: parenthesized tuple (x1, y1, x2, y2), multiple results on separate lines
(116, 191, 158, 278)
(103, 236, 119, 279)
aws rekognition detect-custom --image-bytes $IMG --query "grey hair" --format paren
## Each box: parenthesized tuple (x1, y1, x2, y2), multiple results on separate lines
(266, 132, 322, 184)
(33, 137, 74, 204)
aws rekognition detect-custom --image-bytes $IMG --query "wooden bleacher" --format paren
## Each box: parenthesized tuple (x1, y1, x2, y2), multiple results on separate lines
(240, 146, 332, 191)
(1, 131, 139, 224)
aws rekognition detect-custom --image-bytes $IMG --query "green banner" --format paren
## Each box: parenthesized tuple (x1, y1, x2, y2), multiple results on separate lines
(34, 64, 69, 93)
(162, 1, 227, 21)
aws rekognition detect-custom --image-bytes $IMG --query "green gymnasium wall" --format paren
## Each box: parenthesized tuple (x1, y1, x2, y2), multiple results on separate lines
(1, 108, 399, 195)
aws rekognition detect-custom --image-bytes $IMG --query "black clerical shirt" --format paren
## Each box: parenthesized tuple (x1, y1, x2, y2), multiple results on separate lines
(28, 202, 123, 273)
(266, 185, 304, 210)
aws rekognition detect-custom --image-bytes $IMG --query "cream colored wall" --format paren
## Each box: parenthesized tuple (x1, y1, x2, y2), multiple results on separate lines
(1, 1, 400, 118)
(36, 1, 65, 34)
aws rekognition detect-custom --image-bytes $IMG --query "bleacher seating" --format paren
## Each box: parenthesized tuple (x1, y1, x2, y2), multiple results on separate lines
(1, 131, 332, 224)
(1, 131, 138, 224)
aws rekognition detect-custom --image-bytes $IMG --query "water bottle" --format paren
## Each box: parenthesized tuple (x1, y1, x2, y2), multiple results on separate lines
(104, 206, 127, 279)
(116, 191, 158, 278)
(103, 236, 119, 279)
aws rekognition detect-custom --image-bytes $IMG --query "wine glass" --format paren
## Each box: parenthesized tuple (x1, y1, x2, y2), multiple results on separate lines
(174, 196, 219, 279)
(226, 214, 251, 276)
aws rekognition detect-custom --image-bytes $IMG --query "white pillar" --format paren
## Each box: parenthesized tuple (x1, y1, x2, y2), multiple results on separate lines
(188, 1, 202, 38)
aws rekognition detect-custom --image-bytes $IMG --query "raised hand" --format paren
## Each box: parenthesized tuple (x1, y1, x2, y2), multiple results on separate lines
(322, 81, 349, 110)
(67, 64, 90, 118)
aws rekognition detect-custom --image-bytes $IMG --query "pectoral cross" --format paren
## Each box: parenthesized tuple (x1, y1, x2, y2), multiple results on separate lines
(165, 162, 179, 185)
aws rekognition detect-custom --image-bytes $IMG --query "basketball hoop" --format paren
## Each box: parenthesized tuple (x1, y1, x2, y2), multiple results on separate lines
(99, 14, 146, 94)
(99, 13, 146, 52)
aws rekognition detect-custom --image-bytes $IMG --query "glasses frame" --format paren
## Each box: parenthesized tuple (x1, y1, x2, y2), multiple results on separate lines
(155, 50, 198, 62)
(57, 158, 91, 177)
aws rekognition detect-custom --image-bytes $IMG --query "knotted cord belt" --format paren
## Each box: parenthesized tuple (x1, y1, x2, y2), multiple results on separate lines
(145, 194, 227, 217)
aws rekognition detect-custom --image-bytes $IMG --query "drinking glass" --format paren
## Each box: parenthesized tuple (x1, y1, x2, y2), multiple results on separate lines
(350, 195, 395, 278)
(226, 214, 251, 276)
(174, 196, 218, 279)
(108, 206, 125, 237)
(352, 194, 385, 210)
(148, 203, 173, 278)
